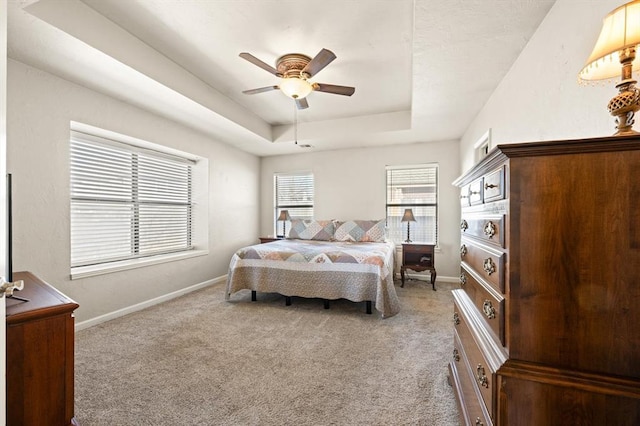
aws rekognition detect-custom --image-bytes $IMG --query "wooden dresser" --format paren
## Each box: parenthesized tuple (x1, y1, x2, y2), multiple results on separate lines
(6, 271, 80, 426)
(450, 135, 640, 425)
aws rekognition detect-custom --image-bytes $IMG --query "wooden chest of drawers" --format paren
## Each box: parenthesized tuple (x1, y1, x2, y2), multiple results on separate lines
(6, 272, 79, 426)
(451, 136, 640, 425)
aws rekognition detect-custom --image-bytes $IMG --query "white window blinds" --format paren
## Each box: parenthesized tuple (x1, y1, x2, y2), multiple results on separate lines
(386, 165, 438, 244)
(275, 172, 314, 235)
(70, 132, 194, 267)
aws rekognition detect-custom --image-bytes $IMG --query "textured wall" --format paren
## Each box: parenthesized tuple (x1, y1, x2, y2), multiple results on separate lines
(460, 0, 623, 172)
(7, 59, 260, 323)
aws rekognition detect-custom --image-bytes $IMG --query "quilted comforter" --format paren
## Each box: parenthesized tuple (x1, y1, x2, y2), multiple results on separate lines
(225, 239, 400, 318)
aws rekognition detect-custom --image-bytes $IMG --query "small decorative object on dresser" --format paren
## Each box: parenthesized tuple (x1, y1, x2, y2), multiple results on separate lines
(451, 135, 640, 425)
(400, 243, 436, 290)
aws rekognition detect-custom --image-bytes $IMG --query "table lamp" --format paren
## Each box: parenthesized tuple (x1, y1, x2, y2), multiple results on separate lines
(278, 210, 291, 238)
(579, 0, 640, 135)
(401, 209, 416, 243)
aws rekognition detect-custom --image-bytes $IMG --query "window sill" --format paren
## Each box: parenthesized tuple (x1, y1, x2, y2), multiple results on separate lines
(70, 249, 209, 280)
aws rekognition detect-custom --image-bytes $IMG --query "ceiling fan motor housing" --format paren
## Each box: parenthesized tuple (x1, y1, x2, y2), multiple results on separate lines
(276, 54, 312, 79)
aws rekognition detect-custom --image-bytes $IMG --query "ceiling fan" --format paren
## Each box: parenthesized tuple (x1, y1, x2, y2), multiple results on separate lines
(239, 48, 355, 110)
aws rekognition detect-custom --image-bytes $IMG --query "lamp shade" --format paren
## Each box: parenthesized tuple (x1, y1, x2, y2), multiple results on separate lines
(279, 77, 313, 99)
(277, 210, 291, 221)
(401, 208, 416, 222)
(579, 0, 640, 81)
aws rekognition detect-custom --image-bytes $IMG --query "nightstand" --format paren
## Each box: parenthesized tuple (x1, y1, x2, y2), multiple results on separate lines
(400, 243, 436, 290)
(259, 237, 282, 244)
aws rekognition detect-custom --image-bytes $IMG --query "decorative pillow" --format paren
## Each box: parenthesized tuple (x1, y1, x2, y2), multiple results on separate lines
(333, 219, 386, 242)
(288, 219, 335, 240)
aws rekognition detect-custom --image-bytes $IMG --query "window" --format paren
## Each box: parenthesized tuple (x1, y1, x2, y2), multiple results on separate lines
(386, 164, 438, 244)
(70, 130, 196, 270)
(274, 172, 314, 236)
(474, 129, 492, 162)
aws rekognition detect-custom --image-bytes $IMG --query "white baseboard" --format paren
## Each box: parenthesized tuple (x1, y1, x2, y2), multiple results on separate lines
(75, 275, 227, 331)
(430, 275, 458, 284)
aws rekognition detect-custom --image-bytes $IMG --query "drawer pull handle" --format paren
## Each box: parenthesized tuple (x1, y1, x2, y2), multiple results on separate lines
(476, 364, 489, 388)
(460, 220, 468, 232)
(484, 182, 498, 190)
(459, 273, 467, 287)
(483, 221, 496, 238)
(483, 258, 496, 275)
(460, 244, 467, 258)
(475, 417, 484, 426)
(460, 194, 469, 200)
(482, 300, 496, 319)
(453, 312, 460, 325)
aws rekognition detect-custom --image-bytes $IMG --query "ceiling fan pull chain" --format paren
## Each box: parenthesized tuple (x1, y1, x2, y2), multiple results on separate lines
(294, 101, 298, 145)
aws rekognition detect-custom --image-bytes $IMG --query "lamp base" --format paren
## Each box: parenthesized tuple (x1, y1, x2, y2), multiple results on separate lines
(613, 127, 640, 136)
(404, 222, 412, 244)
(609, 47, 640, 136)
(609, 84, 640, 135)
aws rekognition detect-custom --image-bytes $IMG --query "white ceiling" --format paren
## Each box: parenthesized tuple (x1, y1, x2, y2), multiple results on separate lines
(7, 0, 556, 157)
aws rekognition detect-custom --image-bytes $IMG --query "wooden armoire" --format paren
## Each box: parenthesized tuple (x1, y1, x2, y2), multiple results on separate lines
(450, 135, 640, 425)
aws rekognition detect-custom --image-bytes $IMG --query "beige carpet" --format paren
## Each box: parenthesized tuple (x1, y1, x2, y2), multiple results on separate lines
(75, 279, 460, 425)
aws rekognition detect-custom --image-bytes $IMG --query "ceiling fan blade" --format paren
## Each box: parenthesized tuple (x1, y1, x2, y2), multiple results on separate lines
(313, 83, 355, 96)
(295, 98, 309, 110)
(239, 52, 282, 77)
(302, 48, 336, 78)
(242, 85, 279, 95)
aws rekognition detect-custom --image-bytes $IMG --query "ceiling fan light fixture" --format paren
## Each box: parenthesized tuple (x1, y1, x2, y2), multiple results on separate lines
(240, 48, 354, 108)
(279, 77, 313, 99)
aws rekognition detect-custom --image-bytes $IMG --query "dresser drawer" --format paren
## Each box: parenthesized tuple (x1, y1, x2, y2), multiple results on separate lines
(483, 166, 505, 203)
(403, 243, 432, 254)
(451, 332, 493, 426)
(460, 240, 505, 293)
(460, 215, 505, 248)
(454, 298, 496, 421)
(460, 185, 471, 207)
(459, 266, 505, 346)
(468, 177, 484, 205)
(460, 178, 484, 207)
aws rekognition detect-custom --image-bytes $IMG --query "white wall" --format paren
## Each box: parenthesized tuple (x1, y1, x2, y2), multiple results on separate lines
(7, 59, 260, 323)
(460, 0, 623, 173)
(260, 140, 461, 279)
(1, 1, 7, 423)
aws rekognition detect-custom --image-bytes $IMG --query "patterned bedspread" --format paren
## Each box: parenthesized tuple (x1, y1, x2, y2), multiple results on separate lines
(225, 239, 400, 318)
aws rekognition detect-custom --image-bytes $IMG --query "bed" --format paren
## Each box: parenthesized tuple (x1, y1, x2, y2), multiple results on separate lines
(225, 219, 400, 318)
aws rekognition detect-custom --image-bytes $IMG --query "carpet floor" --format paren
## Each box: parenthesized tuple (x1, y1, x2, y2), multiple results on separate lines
(75, 279, 460, 425)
